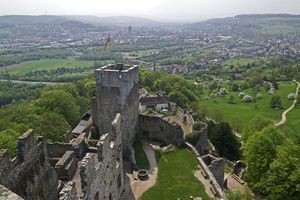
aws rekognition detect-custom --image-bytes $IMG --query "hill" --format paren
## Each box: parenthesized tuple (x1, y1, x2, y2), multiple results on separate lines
(186, 14, 300, 37)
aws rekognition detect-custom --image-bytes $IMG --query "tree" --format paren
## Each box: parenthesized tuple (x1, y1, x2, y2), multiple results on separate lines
(264, 140, 300, 200)
(231, 82, 240, 91)
(35, 112, 70, 142)
(209, 122, 241, 161)
(270, 95, 282, 108)
(244, 126, 285, 193)
(242, 116, 272, 143)
(35, 90, 80, 127)
(227, 95, 236, 104)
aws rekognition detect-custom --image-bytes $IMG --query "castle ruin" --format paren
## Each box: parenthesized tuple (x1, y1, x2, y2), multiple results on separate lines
(0, 63, 227, 200)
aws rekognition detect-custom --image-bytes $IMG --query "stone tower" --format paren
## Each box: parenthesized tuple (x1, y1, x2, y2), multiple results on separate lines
(94, 63, 139, 147)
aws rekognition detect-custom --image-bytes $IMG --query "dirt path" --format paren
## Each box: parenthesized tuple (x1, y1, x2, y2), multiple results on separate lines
(123, 142, 158, 200)
(194, 168, 215, 198)
(275, 80, 300, 126)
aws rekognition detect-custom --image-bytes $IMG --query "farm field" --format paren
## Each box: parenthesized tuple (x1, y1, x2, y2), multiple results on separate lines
(141, 148, 212, 200)
(223, 57, 257, 66)
(200, 81, 296, 131)
(1, 58, 95, 75)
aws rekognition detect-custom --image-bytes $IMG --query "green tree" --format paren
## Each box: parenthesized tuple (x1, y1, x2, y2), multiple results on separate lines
(270, 95, 282, 108)
(264, 140, 300, 200)
(35, 112, 70, 142)
(242, 116, 272, 143)
(231, 82, 240, 91)
(209, 122, 241, 161)
(244, 126, 285, 193)
(35, 90, 80, 127)
(227, 95, 236, 104)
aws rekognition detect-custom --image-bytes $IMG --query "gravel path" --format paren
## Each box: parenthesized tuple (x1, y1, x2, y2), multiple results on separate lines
(275, 80, 300, 126)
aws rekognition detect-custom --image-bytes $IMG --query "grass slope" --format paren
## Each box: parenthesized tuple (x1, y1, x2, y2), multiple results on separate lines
(141, 148, 212, 200)
(200, 81, 296, 131)
(2, 58, 94, 75)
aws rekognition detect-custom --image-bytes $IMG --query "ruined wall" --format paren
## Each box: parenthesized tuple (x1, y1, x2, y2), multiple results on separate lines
(202, 155, 225, 189)
(0, 130, 59, 200)
(94, 65, 139, 146)
(195, 123, 209, 156)
(176, 107, 194, 134)
(138, 114, 184, 146)
(59, 182, 78, 200)
(185, 142, 227, 200)
(80, 114, 124, 200)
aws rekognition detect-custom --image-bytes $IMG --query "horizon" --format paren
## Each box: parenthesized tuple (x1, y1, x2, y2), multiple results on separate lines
(0, 13, 299, 24)
(1, 0, 300, 22)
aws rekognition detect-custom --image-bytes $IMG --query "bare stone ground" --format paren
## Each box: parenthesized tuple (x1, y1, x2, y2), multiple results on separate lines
(123, 142, 158, 200)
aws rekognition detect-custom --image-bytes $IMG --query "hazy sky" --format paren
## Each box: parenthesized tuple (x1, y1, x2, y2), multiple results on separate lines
(1, 0, 300, 22)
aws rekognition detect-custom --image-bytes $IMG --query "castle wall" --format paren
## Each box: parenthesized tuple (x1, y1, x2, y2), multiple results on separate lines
(0, 130, 59, 200)
(138, 114, 184, 146)
(176, 107, 194, 134)
(195, 123, 209, 155)
(94, 65, 139, 145)
(80, 114, 124, 200)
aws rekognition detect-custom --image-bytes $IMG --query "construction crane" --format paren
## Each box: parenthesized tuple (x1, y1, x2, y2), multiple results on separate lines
(101, 33, 111, 55)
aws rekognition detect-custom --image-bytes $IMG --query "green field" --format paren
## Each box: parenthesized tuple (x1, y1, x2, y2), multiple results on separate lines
(2, 58, 94, 75)
(200, 81, 296, 131)
(224, 58, 256, 67)
(141, 148, 212, 200)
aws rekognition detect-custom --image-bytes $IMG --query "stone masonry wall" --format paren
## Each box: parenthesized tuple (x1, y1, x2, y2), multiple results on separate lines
(0, 130, 59, 200)
(138, 114, 184, 146)
(80, 113, 124, 200)
(195, 123, 209, 156)
(94, 65, 139, 146)
(176, 106, 194, 134)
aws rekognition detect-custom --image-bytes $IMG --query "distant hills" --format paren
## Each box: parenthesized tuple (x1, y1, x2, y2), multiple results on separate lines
(186, 14, 300, 36)
(0, 15, 159, 27)
(1, 14, 300, 36)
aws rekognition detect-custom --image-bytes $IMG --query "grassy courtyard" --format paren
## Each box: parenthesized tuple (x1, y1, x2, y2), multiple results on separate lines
(200, 81, 296, 131)
(141, 148, 212, 200)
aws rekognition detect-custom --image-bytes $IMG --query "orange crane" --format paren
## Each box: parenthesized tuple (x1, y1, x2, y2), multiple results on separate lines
(101, 33, 111, 54)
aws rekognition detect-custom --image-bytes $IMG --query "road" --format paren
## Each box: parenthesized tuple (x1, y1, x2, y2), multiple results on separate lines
(275, 80, 300, 126)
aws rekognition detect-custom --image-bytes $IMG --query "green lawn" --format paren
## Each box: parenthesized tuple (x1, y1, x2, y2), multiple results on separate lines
(133, 141, 150, 170)
(200, 81, 296, 131)
(2, 58, 94, 75)
(141, 148, 212, 200)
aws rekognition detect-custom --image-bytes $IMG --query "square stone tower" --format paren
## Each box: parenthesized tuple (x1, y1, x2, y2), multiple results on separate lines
(94, 63, 139, 147)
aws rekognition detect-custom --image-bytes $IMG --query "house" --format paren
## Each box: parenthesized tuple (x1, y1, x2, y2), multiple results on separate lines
(139, 96, 169, 113)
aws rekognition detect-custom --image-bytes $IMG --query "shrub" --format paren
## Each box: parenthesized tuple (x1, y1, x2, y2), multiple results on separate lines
(239, 92, 246, 98)
(256, 93, 263, 99)
(287, 93, 295, 100)
(243, 95, 253, 103)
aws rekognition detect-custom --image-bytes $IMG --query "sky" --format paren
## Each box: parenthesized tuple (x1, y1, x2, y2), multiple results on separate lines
(0, 0, 300, 22)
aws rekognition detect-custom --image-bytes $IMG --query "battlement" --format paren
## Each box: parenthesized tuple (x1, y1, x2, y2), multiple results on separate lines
(95, 64, 139, 88)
